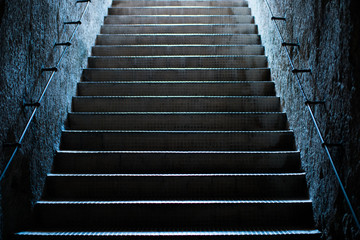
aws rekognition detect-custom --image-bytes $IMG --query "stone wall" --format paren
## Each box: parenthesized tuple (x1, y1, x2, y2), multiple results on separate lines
(248, 0, 360, 239)
(0, 0, 111, 238)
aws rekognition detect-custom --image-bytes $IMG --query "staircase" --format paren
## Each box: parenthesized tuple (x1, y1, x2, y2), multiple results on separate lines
(16, 0, 321, 239)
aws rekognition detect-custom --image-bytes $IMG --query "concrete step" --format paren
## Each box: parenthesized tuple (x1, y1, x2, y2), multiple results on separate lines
(60, 130, 295, 151)
(13, 0, 321, 237)
(53, 150, 302, 174)
(77, 81, 275, 96)
(33, 200, 315, 229)
(15, 229, 321, 240)
(87, 55, 267, 68)
(91, 45, 264, 56)
(104, 15, 254, 24)
(71, 96, 280, 112)
(95, 34, 260, 45)
(82, 68, 270, 81)
(67, 112, 287, 131)
(112, 0, 249, 7)
(100, 24, 257, 34)
(43, 173, 308, 200)
(108, 7, 252, 15)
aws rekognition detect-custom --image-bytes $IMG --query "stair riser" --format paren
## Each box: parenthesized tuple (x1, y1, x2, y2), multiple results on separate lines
(72, 97, 280, 112)
(104, 16, 254, 24)
(68, 114, 287, 131)
(44, 175, 308, 200)
(100, 24, 257, 34)
(82, 68, 270, 81)
(112, 1, 249, 7)
(60, 131, 295, 151)
(77, 82, 275, 96)
(34, 202, 314, 229)
(96, 34, 260, 45)
(53, 152, 302, 174)
(87, 56, 267, 68)
(92, 45, 264, 56)
(108, 7, 251, 15)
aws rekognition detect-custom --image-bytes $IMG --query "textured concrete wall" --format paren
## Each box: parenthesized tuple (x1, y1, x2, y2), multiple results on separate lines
(248, 0, 360, 239)
(0, 0, 111, 238)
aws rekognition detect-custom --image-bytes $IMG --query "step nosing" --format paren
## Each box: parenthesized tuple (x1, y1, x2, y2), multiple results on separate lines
(102, 23, 253, 26)
(16, 230, 321, 236)
(89, 55, 266, 58)
(47, 173, 306, 177)
(79, 81, 271, 83)
(69, 111, 281, 113)
(84, 67, 269, 70)
(37, 200, 312, 205)
(98, 33, 258, 36)
(111, 0, 249, 1)
(74, 96, 277, 98)
(109, 6, 250, 8)
(56, 150, 300, 154)
(93, 44, 263, 47)
(105, 14, 252, 16)
(62, 130, 293, 133)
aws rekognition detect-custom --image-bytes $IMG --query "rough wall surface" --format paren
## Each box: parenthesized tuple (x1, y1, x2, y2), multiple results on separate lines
(0, 0, 111, 238)
(248, 0, 360, 239)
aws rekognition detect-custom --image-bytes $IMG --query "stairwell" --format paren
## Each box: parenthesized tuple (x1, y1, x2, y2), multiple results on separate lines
(15, 0, 321, 239)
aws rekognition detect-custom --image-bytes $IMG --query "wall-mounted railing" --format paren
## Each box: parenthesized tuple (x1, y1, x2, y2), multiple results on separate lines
(262, 0, 360, 230)
(0, 0, 91, 182)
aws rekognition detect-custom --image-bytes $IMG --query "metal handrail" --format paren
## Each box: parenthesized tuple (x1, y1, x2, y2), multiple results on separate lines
(0, 0, 91, 182)
(263, 0, 360, 230)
